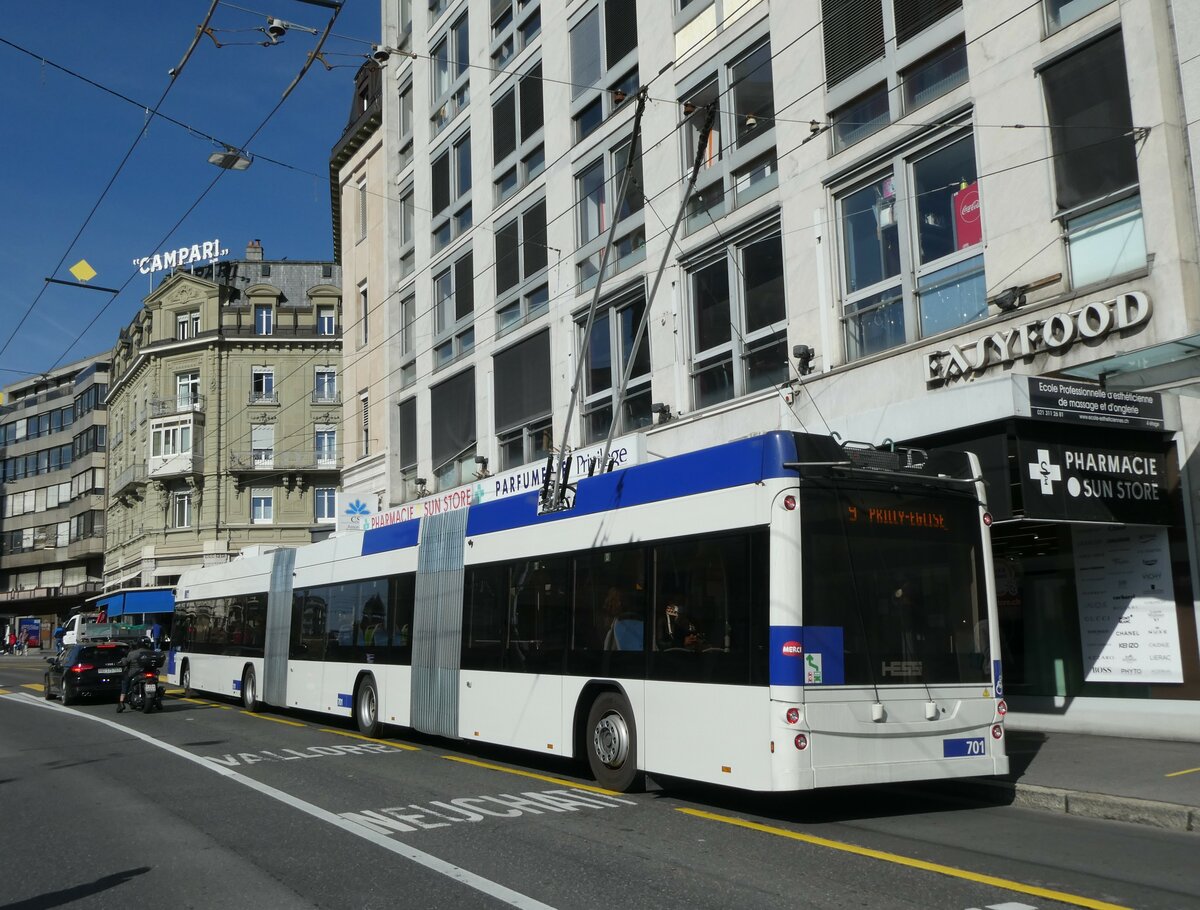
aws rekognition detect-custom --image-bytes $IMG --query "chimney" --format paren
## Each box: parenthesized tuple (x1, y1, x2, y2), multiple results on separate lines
(245, 239, 263, 261)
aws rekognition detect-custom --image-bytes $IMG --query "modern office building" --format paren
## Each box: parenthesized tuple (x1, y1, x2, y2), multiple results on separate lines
(0, 355, 110, 633)
(103, 243, 342, 590)
(335, 0, 1200, 738)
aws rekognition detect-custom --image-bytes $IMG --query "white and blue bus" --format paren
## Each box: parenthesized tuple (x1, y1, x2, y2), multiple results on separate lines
(169, 431, 1008, 791)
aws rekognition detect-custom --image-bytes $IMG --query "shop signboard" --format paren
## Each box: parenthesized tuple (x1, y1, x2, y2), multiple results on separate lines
(1027, 377, 1164, 431)
(1073, 526, 1182, 683)
(1017, 437, 1169, 524)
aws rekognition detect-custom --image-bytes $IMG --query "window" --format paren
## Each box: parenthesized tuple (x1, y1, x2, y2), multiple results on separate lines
(431, 368, 476, 490)
(173, 492, 192, 529)
(433, 250, 475, 366)
(317, 306, 336, 336)
(431, 11, 470, 136)
(578, 288, 651, 444)
(397, 397, 418, 495)
(681, 36, 778, 233)
(176, 371, 200, 410)
(1042, 30, 1144, 287)
(495, 198, 549, 334)
(357, 182, 368, 241)
(251, 367, 276, 404)
(575, 139, 645, 290)
(398, 80, 414, 170)
(570, 0, 639, 141)
(251, 488, 273, 524)
(315, 486, 336, 523)
(151, 418, 192, 458)
(837, 131, 986, 360)
(495, 330, 551, 470)
(314, 367, 338, 403)
(254, 304, 273, 336)
(689, 229, 788, 409)
(251, 424, 275, 467)
(491, 0, 541, 71)
(431, 130, 473, 252)
(360, 395, 370, 458)
(823, 0, 965, 152)
(399, 186, 415, 279)
(493, 60, 545, 203)
(176, 311, 200, 340)
(315, 425, 337, 467)
(399, 294, 417, 388)
(358, 283, 370, 347)
(1045, 0, 1111, 33)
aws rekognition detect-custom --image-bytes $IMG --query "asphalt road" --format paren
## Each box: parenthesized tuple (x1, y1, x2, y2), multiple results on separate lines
(2, 660, 1198, 910)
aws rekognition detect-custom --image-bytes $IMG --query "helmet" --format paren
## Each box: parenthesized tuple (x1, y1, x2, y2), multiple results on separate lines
(139, 637, 153, 648)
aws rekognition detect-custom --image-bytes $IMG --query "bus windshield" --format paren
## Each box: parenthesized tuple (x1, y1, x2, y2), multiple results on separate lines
(800, 481, 989, 686)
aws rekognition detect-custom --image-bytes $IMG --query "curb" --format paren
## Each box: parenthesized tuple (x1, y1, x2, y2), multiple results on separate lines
(950, 778, 1198, 833)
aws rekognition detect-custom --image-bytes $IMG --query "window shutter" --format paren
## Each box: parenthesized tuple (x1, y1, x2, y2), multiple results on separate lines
(494, 330, 551, 432)
(431, 368, 476, 467)
(523, 200, 548, 277)
(454, 252, 474, 320)
(493, 89, 517, 162)
(519, 65, 543, 143)
(251, 424, 274, 450)
(821, 0, 884, 87)
(496, 220, 521, 293)
(894, 0, 960, 44)
(604, 0, 638, 68)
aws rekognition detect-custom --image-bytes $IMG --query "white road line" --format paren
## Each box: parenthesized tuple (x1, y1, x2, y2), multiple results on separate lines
(5, 693, 557, 910)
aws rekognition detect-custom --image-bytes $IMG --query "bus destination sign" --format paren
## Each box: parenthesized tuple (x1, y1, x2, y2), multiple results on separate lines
(847, 504, 949, 531)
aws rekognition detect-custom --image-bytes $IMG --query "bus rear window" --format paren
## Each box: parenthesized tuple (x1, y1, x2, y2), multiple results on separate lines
(800, 484, 989, 685)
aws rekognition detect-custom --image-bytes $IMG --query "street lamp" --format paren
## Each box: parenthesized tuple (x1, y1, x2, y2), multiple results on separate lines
(208, 147, 253, 170)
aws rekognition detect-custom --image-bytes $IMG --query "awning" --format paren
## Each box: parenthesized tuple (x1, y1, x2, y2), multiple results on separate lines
(93, 588, 176, 617)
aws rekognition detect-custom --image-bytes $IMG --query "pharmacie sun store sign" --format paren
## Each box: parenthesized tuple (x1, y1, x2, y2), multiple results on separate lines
(924, 291, 1150, 386)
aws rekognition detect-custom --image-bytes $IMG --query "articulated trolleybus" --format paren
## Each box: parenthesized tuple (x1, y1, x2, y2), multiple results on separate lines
(170, 431, 1007, 792)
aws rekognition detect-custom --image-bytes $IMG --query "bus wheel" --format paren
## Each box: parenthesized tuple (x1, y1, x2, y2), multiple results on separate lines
(180, 661, 191, 696)
(356, 677, 381, 737)
(242, 666, 260, 712)
(585, 691, 642, 792)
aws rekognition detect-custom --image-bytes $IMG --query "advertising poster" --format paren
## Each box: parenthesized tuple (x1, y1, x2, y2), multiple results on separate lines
(1073, 526, 1182, 683)
(18, 616, 40, 649)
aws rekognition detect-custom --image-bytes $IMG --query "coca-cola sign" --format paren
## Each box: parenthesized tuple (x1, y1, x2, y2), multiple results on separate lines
(952, 181, 982, 249)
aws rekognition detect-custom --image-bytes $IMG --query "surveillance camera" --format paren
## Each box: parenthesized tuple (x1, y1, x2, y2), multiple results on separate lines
(371, 45, 390, 64)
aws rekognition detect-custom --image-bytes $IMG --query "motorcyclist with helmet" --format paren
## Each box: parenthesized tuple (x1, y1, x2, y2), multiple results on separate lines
(117, 638, 157, 713)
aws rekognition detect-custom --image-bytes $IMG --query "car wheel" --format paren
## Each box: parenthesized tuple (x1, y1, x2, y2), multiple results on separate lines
(61, 680, 76, 706)
(180, 661, 191, 696)
(355, 676, 381, 737)
(585, 691, 643, 793)
(242, 666, 259, 712)
(44, 676, 54, 700)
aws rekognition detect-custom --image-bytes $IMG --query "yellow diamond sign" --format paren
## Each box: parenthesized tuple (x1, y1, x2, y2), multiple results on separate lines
(69, 259, 97, 282)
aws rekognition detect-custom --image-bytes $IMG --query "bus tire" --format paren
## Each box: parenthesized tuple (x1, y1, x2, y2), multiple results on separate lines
(180, 661, 191, 696)
(242, 666, 260, 712)
(355, 676, 381, 737)
(585, 691, 642, 793)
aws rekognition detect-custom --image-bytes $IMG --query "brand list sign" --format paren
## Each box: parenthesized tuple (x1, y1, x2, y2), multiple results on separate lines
(1018, 438, 1169, 524)
(1073, 526, 1182, 683)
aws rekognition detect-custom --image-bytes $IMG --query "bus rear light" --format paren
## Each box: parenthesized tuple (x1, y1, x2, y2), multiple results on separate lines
(783, 495, 797, 511)
(794, 733, 808, 750)
(996, 699, 1007, 717)
(785, 707, 800, 725)
(991, 724, 1003, 740)
(983, 511, 993, 527)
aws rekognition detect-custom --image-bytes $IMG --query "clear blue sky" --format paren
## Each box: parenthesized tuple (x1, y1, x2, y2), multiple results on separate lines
(0, 0, 379, 380)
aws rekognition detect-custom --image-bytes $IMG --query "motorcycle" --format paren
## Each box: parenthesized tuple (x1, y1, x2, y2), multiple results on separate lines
(125, 652, 166, 713)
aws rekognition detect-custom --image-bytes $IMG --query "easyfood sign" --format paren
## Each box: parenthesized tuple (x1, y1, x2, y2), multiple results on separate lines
(925, 291, 1151, 386)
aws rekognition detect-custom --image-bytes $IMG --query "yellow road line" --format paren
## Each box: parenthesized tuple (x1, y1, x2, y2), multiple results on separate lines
(442, 755, 620, 796)
(677, 808, 1131, 910)
(241, 711, 307, 727)
(1165, 766, 1200, 778)
(319, 728, 420, 751)
(21, 683, 43, 691)
(180, 697, 232, 710)
(0, 689, 10, 695)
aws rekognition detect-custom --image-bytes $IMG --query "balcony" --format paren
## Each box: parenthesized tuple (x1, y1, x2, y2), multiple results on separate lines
(248, 390, 279, 406)
(113, 462, 148, 496)
(229, 450, 341, 472)
(148, 452, 203, 478)
(311, 390, 341, 405)
(151, 394, 205, 417)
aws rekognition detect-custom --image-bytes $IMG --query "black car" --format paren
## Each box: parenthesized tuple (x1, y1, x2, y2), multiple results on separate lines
(44, 642, 131, 705)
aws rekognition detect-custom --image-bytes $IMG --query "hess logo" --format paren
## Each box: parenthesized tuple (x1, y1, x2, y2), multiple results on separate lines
(781, 641, 803, 657)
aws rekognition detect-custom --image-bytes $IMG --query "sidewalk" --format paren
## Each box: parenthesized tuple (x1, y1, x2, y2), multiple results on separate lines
(943, 730, 1200, 833)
